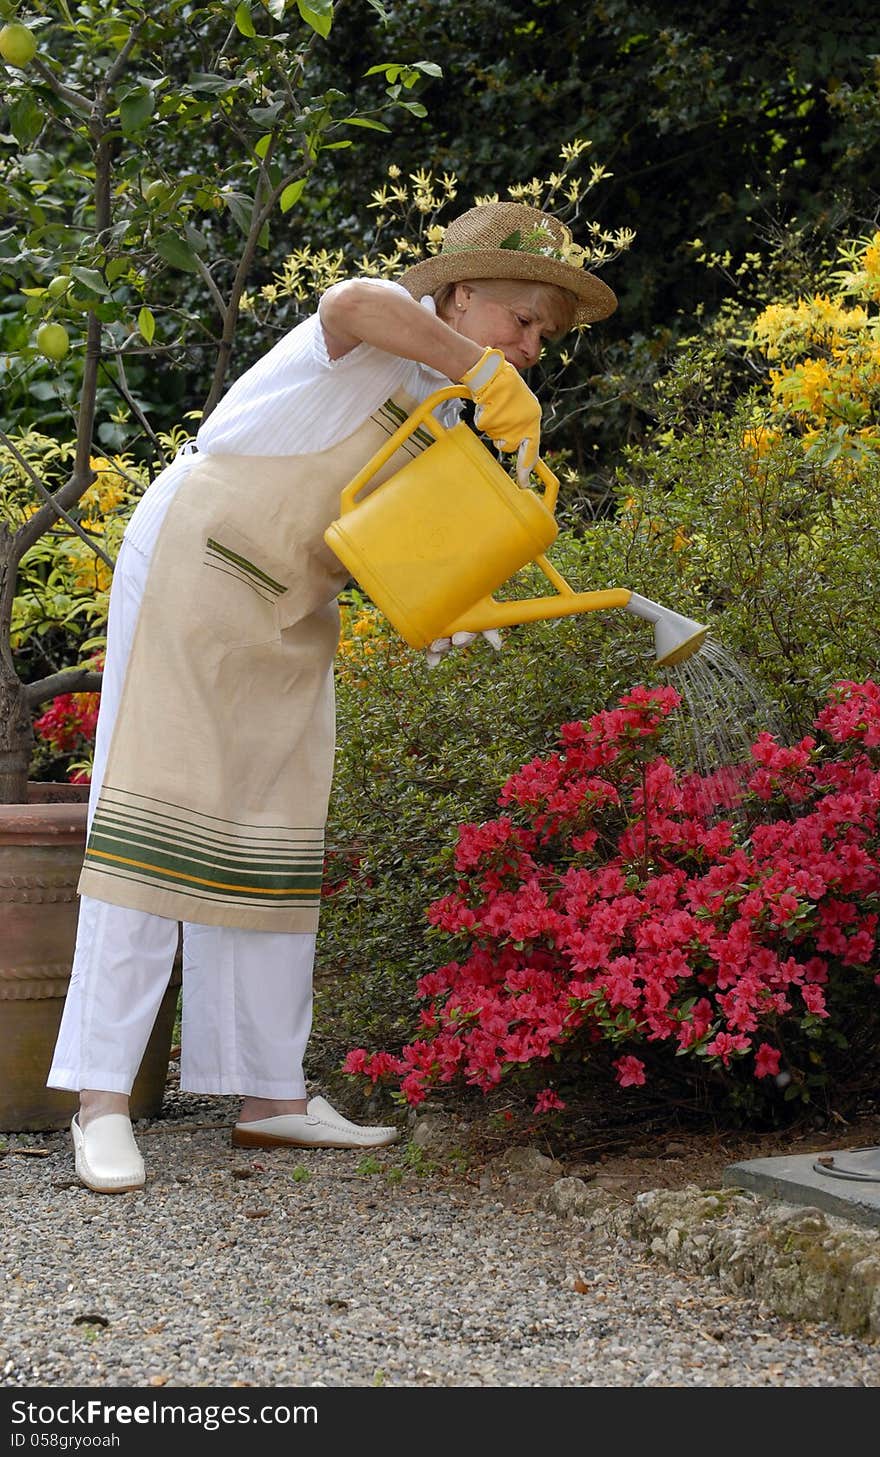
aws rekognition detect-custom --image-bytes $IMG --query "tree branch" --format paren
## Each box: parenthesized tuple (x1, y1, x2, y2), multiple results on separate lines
(104, 20, 146, 91)
(193, 254, 228, 317)
(29, 57, 91, 117)
(0, 429, 113, 570)
(201, 150, 313, 417)
(99, 355, 168, 469)
(24, 667, 103, 710)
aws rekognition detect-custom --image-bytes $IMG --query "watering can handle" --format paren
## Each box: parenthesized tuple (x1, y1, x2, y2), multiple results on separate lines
(444, 559, 632, 635)
(338, 385, 560, 515)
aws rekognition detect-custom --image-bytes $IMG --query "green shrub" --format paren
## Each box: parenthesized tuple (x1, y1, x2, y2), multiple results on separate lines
(614, 399, 880, 733)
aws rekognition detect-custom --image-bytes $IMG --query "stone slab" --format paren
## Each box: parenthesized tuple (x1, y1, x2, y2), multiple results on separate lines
(723, 1145, 880, 1230)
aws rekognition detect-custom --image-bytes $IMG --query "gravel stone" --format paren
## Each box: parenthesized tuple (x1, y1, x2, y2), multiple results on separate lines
(2, 1092, 880, 1388)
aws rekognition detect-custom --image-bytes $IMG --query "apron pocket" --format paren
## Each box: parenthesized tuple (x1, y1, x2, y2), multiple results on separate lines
(199, 530, 289, 647)
(204, 534, 289, 605)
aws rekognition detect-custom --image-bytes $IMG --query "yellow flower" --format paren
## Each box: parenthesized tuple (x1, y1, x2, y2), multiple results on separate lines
(425, 223, 446, 254)
(559, 138, 592, 161)
(741, 423, 779, 458)
(797, 358, 833, 414)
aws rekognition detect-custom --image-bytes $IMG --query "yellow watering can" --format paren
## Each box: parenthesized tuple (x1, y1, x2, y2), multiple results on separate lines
(325, 386, 708, 667)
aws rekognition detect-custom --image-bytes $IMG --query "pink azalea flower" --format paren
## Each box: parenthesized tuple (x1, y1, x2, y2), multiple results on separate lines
(754, 1043, 782, 1079)
(614, 1055, 647, 1088)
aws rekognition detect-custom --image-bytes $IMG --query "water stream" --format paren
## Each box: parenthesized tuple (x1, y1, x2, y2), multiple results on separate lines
(663, 635, 786, 806)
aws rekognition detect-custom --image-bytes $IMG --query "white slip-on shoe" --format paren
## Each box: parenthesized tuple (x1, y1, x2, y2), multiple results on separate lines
(231, 1095, 399, 1150)
(71, 1112, 146, 1193)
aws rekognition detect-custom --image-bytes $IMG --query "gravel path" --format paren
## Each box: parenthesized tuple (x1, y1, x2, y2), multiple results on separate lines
(2, 1093, 879, 1389)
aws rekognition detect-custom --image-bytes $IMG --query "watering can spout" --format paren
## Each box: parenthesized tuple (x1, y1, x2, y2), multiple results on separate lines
(623, 592, 709, 667)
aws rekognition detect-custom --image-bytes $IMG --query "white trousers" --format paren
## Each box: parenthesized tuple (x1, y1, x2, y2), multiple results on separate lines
(47, 522, 317, 1100)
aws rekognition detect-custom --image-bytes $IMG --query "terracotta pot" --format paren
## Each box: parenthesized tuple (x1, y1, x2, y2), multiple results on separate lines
(0, 784, 181, 1131)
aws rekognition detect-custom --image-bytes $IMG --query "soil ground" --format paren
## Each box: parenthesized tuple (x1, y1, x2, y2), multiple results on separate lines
(412, 1092, 880, 1199)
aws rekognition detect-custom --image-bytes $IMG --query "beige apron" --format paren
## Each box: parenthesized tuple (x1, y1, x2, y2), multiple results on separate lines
(77, 393, 431, 932)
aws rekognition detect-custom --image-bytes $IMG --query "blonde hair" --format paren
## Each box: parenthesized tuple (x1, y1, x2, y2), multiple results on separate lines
(433, 277, 579, 339)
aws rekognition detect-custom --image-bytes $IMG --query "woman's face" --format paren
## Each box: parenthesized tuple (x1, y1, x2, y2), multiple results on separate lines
(448, 282, 562, 372)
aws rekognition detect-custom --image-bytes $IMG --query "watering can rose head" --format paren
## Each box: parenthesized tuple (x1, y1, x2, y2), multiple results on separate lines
(398, 201, 618, 327)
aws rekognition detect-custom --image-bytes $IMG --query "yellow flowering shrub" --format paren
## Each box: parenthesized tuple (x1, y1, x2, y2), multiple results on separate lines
(336, 593, 405, 688)
(3, 434, 173, 656)
(750, 231, 880, 462)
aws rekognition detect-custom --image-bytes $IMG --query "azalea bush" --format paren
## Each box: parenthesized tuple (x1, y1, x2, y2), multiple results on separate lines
(31, 684, 101, 785)
(342, 679, 880, 1122)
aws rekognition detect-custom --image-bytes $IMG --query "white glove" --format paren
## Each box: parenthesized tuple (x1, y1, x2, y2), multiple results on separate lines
(425, 628, 503, 668)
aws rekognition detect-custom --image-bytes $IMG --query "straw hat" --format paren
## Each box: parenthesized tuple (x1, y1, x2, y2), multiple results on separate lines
(398, 201, 618, 325)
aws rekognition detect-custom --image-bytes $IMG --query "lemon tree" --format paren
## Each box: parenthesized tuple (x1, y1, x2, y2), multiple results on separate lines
(0, 0, 439, 802)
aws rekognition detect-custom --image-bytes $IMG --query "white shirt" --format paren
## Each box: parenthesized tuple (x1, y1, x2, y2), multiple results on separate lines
(125, 280, 454, 557)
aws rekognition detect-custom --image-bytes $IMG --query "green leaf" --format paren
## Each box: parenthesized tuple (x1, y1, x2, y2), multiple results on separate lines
(254, 133, 273, 159)
(105, 258, 129, 285)
(70, 266, 110, 296)
(9, 94, 43, 148)
(234, 2, 256, 36)
(188, 74, 235, 95)
(248, 100, 285, 125)
(266, 0, 287, 17)
(340, 116, 391, 132)
(222, 191, 256, 235)
(296, 0, 333, 38)
(365, 0, 390, 19)
(183, 222, 210, 255)
(365, 62, 401, 80)
(27, 380, 61, 402)
(279, 178, 306, 212)
(118, 87, 155, 137)
(137, 306, 155, 344)
(154, 232, 200, 274)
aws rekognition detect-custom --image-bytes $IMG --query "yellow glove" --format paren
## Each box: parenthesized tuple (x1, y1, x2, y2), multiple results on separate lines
(459, 348, 541, 486)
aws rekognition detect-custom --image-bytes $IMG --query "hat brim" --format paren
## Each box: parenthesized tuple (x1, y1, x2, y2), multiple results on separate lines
(398, 248, 617, 325)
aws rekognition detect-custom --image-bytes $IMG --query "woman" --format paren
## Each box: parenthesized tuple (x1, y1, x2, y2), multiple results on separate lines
(47, 200, 617, 1192)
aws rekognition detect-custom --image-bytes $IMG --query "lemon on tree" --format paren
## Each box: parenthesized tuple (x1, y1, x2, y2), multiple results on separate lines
(36, 322, 70, 361)
(143, 179, 172, 208)
(46, 276, 71, 300)
(0, 22, 37, 67)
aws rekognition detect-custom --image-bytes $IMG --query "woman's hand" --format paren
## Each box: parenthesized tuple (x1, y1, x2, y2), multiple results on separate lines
(459, 348, 541, 485)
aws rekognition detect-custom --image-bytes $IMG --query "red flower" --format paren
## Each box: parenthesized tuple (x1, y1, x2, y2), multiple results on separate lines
(754, 1044, 782, 1079)
(613, 1055, 646, 1088)
(342, 679, 880, 1119)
